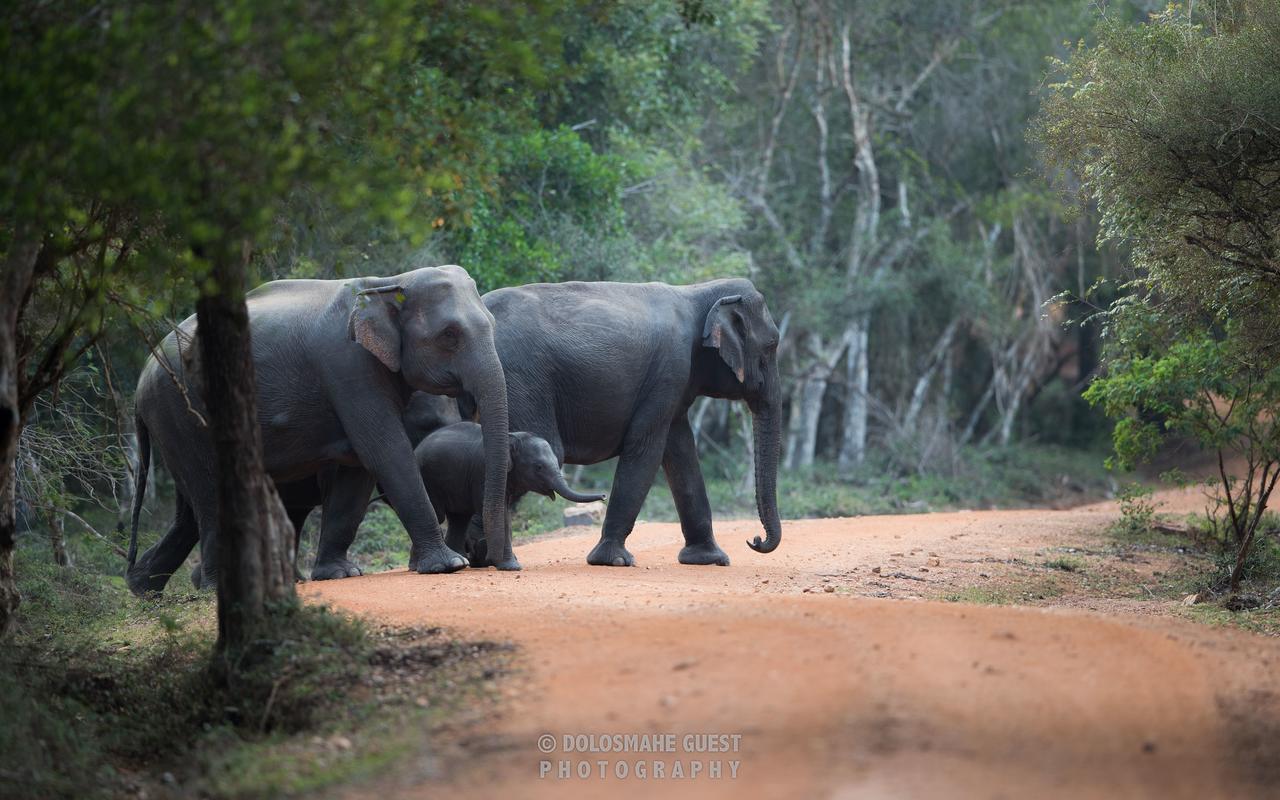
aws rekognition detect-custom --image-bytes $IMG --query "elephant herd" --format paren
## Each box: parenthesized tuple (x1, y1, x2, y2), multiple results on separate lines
(126, 264, 784, 595)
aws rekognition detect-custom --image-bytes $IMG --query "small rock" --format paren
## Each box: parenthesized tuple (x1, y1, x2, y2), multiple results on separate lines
(979, 572, 990, 578)
(161, 773, 176, 786)
(927, 557, 940, 567)
(871, 566, 881, 574)
(823, 585, 835, 593)
(330, 735, 353, 751)
(1182, 593, 1201, 606)
(672, 660, 697, 671)
(1142, 741, 1157, 754)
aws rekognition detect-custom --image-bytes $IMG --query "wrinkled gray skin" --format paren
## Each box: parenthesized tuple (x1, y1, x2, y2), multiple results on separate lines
(414, 422, 604, 565)
(276, 391, 462, 578)
(127, 394, 459, 589)
(469, 278, 783, 567)
(126, 265, 513, 595)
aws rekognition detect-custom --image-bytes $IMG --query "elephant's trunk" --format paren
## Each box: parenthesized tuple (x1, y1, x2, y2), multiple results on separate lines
(551, 473, 606, 504)
(747, 372, 783, 554)
(470, 357, 514, 569)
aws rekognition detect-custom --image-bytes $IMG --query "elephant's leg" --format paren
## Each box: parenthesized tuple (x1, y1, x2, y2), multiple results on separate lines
(443, 513, 472, 562)
(312, 465, 377, 581)
(586, 429, 668, 567)
(284, 501, 314, 581)
(126, 494, 198, 595)
(663, 417, 729, 566)
(193, 502, 220, 591)
(463, 514, 488, 567)
(333, 396, 465, 574)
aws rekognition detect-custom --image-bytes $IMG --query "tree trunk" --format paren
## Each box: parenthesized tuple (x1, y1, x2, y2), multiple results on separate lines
(46, 509, 69, 568)
(0, 234, 41, 637)
(837, 317, 870, 475)
(786, 331, 848, 470)
(195, 247, 295, 656)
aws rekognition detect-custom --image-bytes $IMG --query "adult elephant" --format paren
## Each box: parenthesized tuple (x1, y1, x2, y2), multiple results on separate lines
(126, 265, 514, 595)
(476, 278, 783, 566)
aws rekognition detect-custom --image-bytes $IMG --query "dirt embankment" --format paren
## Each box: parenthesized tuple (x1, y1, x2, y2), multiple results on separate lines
(305, 486, 1280, 799)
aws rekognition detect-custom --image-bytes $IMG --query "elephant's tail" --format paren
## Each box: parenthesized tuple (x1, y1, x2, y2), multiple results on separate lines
(127, 416, 150, 569)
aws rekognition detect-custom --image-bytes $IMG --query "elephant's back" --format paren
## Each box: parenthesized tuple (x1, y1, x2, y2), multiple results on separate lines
(484, 282, 685, 359)
(416, 421, 484, 471)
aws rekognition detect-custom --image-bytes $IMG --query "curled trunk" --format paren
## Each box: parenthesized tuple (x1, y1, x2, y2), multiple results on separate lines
(747, 389, 783, 554)
(552, 473, 605, 504)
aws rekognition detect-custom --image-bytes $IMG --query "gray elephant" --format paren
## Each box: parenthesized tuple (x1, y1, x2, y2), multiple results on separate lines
(126, 265, 515, 595)
(459, 278, 783, 567)
(411, 422, 604, 565)
(275, 390, 462, 574)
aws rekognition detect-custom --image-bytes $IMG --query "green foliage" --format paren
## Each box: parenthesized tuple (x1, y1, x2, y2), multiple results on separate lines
(1115, 482, 1158, 535)
(1037, 0, 1280, 353)
(1044, 556, 1086, 573)
(1085, 332, 1280, 472)
(0, 540, 506, 800)
(1085, 327, 1280, 592)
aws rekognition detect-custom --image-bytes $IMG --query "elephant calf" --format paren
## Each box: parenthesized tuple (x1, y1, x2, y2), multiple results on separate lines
(414, 422, 604, 567)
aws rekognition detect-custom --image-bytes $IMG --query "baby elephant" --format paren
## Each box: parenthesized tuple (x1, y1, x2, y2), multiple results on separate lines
(415, 422, 604, 566)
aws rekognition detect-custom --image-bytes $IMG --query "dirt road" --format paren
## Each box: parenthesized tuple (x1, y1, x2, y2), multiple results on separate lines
(304, 488, 1280, 799)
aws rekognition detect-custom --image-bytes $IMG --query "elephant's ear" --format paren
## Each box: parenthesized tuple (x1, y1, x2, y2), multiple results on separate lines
(702, 294, 746, 383)
(347, 284, 406, 372)
(509, 436, 522, 471)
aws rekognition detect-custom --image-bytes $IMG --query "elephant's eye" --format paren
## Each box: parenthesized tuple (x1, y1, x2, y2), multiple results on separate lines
(436, 326, 461, 349)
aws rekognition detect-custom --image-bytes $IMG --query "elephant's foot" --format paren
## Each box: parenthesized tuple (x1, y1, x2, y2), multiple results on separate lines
(485, 555, 522, 571)
(190, 564, 216, 591)
(409, 544, 469, 574)
(586, 538, 635, 567)
(125, 564, 172, 596)
(465, 540, 489, 567)
(311, 558, 364, 581)
(678, 541, 730, 566)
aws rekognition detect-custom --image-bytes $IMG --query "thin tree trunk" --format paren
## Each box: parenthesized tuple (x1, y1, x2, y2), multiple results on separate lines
(903, 319, 960, 432)
(195, 245, 295, 656)
(0, 234, 41, 637)
(837, 317, 870, 474)
(46, 509, 69, 567)
(787, 332, 845, 469)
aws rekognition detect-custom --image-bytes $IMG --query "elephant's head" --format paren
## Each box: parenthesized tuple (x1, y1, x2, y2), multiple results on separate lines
(348, 265, 515, 568)
(509, 432, 606, 504)
(701, 281, 783, 554)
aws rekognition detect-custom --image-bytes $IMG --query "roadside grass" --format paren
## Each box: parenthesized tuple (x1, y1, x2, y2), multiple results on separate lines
(938, 506, 1280, 637)
(0, 538, 510, 800)
(1044, 556, 1086, 572)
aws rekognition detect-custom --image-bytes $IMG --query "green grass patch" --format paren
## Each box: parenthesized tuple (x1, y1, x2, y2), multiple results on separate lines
(0, 538, 509, 800)
(942, 576, 1067, 606)
(1044, 556, 1086, 573)
(1178, 604, 1280, 637)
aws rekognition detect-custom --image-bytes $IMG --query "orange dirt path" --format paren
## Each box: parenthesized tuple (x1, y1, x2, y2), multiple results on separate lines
(304, 489, 1280, 799)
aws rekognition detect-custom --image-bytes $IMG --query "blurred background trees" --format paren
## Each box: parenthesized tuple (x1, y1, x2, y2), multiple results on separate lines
(8, 0, 1244, 612)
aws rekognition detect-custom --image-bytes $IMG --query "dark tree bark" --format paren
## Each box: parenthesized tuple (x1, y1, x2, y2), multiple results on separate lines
(194, 246, 295, 655)
(0, 235, 41, 637)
